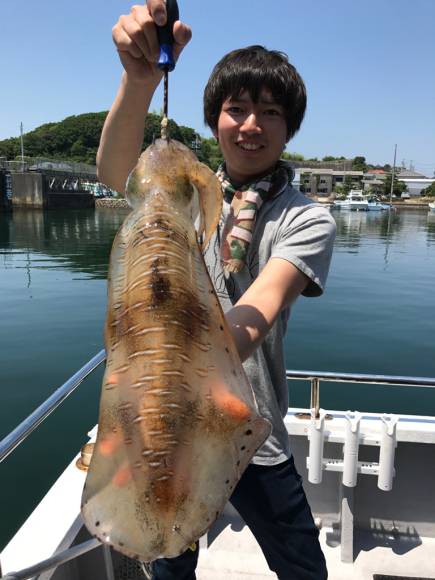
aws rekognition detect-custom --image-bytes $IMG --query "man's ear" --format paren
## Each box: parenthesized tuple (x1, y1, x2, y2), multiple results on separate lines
(212, 130, 219, 142)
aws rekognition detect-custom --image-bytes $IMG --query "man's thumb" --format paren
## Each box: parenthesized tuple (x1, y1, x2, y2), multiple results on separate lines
(173, 21, 192, 61)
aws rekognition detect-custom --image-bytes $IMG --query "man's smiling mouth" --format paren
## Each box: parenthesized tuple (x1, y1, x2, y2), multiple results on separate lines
(236, 142, 264, 151)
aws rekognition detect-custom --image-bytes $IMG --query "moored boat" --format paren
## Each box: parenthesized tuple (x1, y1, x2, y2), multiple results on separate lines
(367, 198, 392, 211)
(333, 191, 392, 212)
(333, 190, 369, 211)
(429, 201, 435, 212)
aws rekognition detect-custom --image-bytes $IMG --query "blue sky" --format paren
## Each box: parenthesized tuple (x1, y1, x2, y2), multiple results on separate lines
(1, 0, 434, 174)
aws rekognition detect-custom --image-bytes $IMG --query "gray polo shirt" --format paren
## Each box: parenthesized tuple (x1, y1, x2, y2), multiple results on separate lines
(203, 185, 336, 465)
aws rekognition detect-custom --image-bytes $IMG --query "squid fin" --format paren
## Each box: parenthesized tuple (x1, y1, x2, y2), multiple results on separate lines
(190, 161, 223, 249)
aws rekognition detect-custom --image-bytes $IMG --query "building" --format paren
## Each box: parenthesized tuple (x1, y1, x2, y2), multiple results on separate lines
(362, 170, 386, 196)
(295, 168, 364, 196)
(293, 165, 435, 198)
(397, 170, 435, 197)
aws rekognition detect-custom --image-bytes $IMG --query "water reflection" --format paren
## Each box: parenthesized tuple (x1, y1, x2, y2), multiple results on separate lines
(0, 208, 129, 279)
(330, 208, 435, 253)
(1, 207, 433, 280)
(427, 213, 435, 245)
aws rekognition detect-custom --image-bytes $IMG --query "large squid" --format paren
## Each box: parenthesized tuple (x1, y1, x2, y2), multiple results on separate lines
(81, 139, 271, 562)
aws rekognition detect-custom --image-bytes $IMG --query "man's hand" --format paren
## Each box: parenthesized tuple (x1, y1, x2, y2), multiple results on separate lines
(112, 1, 192, 86)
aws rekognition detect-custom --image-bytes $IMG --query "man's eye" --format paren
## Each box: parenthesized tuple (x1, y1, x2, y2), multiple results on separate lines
(264, 109, 281, 116)
(227, 106, 243, 114)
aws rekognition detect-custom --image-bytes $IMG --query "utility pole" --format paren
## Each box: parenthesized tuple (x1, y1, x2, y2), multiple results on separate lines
(389, 144, 397, 205)
(20, 122, 25, 171)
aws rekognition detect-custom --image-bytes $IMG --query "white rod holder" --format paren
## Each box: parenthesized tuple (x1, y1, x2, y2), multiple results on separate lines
(378, 414, 398, 491)
(308, 408, 326, 484)
(343, 411, 361, 487)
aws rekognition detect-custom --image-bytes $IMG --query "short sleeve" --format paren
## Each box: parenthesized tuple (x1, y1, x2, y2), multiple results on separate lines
(271, 205, 336, 297)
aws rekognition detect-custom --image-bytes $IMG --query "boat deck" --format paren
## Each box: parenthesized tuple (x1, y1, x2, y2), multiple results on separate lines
(198, 505, 435, 579)
(4, 452, 434, 579)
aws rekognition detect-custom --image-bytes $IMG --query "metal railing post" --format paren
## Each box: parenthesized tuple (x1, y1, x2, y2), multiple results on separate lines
(102, 544, 116, 580)
(310, 377, 320, 418)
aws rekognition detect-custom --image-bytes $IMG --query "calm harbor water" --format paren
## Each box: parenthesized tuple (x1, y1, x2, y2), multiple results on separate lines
(1, 206, 435, 548)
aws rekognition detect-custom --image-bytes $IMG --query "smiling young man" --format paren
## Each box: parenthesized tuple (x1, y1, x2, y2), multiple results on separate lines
(215, 90, 288, 183)
(98, 2, 335, 578)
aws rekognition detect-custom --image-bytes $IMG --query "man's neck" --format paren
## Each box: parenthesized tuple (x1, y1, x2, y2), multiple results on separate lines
(225, 163, 279, 188)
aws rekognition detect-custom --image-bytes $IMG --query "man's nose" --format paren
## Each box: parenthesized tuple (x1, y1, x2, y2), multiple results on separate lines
(240, 113, 262, 134)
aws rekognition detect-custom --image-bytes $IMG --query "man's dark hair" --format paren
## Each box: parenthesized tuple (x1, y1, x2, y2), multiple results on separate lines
(203, 45, 307, 141)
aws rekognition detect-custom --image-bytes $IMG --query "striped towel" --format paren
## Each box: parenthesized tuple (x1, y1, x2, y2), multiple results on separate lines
(216, 161, 294, 273)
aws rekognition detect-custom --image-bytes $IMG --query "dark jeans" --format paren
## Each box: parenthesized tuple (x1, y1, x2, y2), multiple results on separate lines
(151, 456, 327, 579)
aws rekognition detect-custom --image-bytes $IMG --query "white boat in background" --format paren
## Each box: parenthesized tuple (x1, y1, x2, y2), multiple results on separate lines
(333, 190, 369, 211)
(429, 202, 435, 212)
(1, 352, 435, 580)
(334, 191, 392, 212)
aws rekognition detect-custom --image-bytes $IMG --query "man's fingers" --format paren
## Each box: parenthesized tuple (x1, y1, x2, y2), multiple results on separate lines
(113, 9, 157, 63)
(113, 25, 143, 59)
(142, 18, 160, 62)
(112, 4, 191, 71)
(122, 14, 154, 61)
(173, 21, 192, 60)
(173, 21, 192, 46)
(146, 0, 166, 26)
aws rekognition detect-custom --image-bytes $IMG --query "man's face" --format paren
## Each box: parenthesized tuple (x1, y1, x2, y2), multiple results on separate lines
(214, 88, 288, 185)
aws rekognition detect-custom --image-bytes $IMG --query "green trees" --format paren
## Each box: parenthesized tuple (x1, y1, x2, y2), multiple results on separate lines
(197, 137, 223, 171)
(352, 156, 367, 171)
(383, 174, 408, 198)
(421, 182, 435, 197)
(343, 175, 354, 195)
(282, 151, 306, 162)
(321, 155, 346, 162)
(143, 113, 186, 146)
(0, 112, 226, 170)
(0, 137, 19, 160)
(0, 113, 107, 164)
(178, 125, 198, 148)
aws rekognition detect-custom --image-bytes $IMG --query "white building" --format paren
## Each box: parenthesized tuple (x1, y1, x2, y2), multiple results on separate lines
(397, 170, 435, 196)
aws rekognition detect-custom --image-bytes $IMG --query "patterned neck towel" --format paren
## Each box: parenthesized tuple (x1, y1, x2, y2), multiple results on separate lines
(216, 161, 294, 273)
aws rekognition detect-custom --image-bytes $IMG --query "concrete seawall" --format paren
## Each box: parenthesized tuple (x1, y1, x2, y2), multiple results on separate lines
(11, 173, 45, 207)
(9, 173, 94, 209)
(392, 202, 431, 210)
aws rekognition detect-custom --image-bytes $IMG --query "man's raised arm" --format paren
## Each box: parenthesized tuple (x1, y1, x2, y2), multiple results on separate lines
(97, 1, 191, 193)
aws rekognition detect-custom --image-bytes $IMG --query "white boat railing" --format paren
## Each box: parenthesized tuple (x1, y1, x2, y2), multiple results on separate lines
(0, 349, 106, 464)
(1, 352, 435, 579)
(285, 368, 435, 418)
(0, 539, 102, 580)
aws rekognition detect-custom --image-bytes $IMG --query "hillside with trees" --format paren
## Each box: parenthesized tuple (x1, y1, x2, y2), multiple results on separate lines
(0, 113, 107, 165)
(0, 111, 224, 170)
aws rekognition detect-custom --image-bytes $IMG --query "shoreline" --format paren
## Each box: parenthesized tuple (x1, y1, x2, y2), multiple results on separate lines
(95, 197, 433, 211)
(95, 198, 129, 209)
